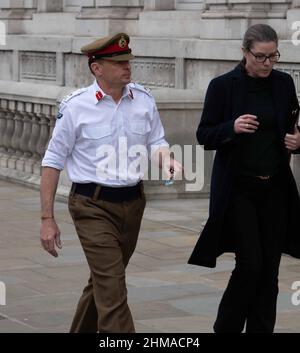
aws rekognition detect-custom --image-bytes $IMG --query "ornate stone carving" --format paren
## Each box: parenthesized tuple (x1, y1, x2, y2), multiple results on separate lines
(20, 52, 56, 82)
(131, 58, 175, 88)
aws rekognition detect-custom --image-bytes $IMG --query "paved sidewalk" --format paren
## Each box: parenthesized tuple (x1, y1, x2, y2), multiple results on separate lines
(0, 179, 299, 333)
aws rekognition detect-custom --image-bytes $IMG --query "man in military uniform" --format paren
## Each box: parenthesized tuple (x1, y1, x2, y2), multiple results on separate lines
(40, 33, 182, 333)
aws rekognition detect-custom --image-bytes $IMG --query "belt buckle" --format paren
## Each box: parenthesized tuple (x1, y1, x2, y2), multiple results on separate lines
(257, 175, 270, 180)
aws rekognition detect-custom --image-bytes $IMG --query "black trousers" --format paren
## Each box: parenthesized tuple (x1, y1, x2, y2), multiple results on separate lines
(214, 173, 288, 333)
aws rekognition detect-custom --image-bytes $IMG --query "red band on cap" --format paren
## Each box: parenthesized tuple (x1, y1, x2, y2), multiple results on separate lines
(88, 42, 130, 58)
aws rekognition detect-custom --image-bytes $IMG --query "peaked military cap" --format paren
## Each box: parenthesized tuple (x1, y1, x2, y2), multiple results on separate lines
(81, 33, 134, 62)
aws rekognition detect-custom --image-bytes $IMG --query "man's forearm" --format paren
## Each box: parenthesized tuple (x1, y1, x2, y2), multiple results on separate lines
(40, 167, 60, 218)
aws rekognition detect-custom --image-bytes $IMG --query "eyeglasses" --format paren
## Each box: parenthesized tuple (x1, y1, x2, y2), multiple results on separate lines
(248, 49, 280, 63)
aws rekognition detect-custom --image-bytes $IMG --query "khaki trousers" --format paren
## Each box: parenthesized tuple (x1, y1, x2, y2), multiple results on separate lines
(68, 191, 146, 333)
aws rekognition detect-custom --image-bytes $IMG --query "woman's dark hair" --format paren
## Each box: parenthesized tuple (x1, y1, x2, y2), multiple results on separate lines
(241, 24, 278, 65)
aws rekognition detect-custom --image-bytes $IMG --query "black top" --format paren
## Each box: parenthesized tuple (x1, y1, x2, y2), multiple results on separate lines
(237, 74, 285, 176)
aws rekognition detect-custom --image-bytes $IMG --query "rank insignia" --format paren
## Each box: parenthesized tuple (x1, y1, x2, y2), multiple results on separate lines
(96, 91, 103, 101)
(56, 112, 63, 119)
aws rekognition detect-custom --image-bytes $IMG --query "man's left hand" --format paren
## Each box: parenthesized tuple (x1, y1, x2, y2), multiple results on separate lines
(163, 158, 183, 181)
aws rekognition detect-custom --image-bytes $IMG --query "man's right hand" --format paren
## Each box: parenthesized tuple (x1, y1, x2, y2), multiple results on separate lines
(40, 218, 62, 258)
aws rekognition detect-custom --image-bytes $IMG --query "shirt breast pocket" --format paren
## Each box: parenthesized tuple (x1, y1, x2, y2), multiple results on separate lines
(81, 125, 112, 150)
(129, 121, 151, 141)
(82, 125, 111, 140)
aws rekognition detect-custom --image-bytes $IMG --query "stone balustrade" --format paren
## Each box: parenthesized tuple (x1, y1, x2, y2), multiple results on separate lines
(0, 80, 73, 195)
(0, 97, 56, 176)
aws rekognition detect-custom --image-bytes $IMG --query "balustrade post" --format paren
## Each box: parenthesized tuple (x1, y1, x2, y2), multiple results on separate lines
(49, 106, 56, 139)
(16, 102, 32, 172)
(0, 99, 8, 160)
(1, 101, 16, 168)
(9, 101, 24, 169)
(19, 102, 33, 172)
(33, 104, 51, 176)
(25, 103, 41, 174)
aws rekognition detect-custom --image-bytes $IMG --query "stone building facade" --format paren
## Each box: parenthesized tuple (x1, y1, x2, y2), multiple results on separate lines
(0, 0, 299, 198)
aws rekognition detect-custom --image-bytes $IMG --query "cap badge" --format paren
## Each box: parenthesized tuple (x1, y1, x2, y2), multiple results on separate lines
(119, 36, 127, 49)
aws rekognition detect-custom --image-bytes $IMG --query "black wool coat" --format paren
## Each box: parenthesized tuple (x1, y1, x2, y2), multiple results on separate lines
(188, 64, 300, 268)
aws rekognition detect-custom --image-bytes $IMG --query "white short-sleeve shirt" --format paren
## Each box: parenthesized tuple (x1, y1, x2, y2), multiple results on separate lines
(42, 80, 169, 186)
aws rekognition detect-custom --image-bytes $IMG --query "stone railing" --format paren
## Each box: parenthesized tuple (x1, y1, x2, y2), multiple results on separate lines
(0, 80, 73, 194)
(0, 98, 56, 176)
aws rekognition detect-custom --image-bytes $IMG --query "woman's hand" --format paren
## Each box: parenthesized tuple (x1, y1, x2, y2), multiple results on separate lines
(285, 125, 300, 151)
(234, 114, 259, 134)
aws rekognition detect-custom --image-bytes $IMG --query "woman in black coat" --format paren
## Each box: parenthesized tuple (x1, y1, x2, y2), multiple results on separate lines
(188, 24, 300, 333)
